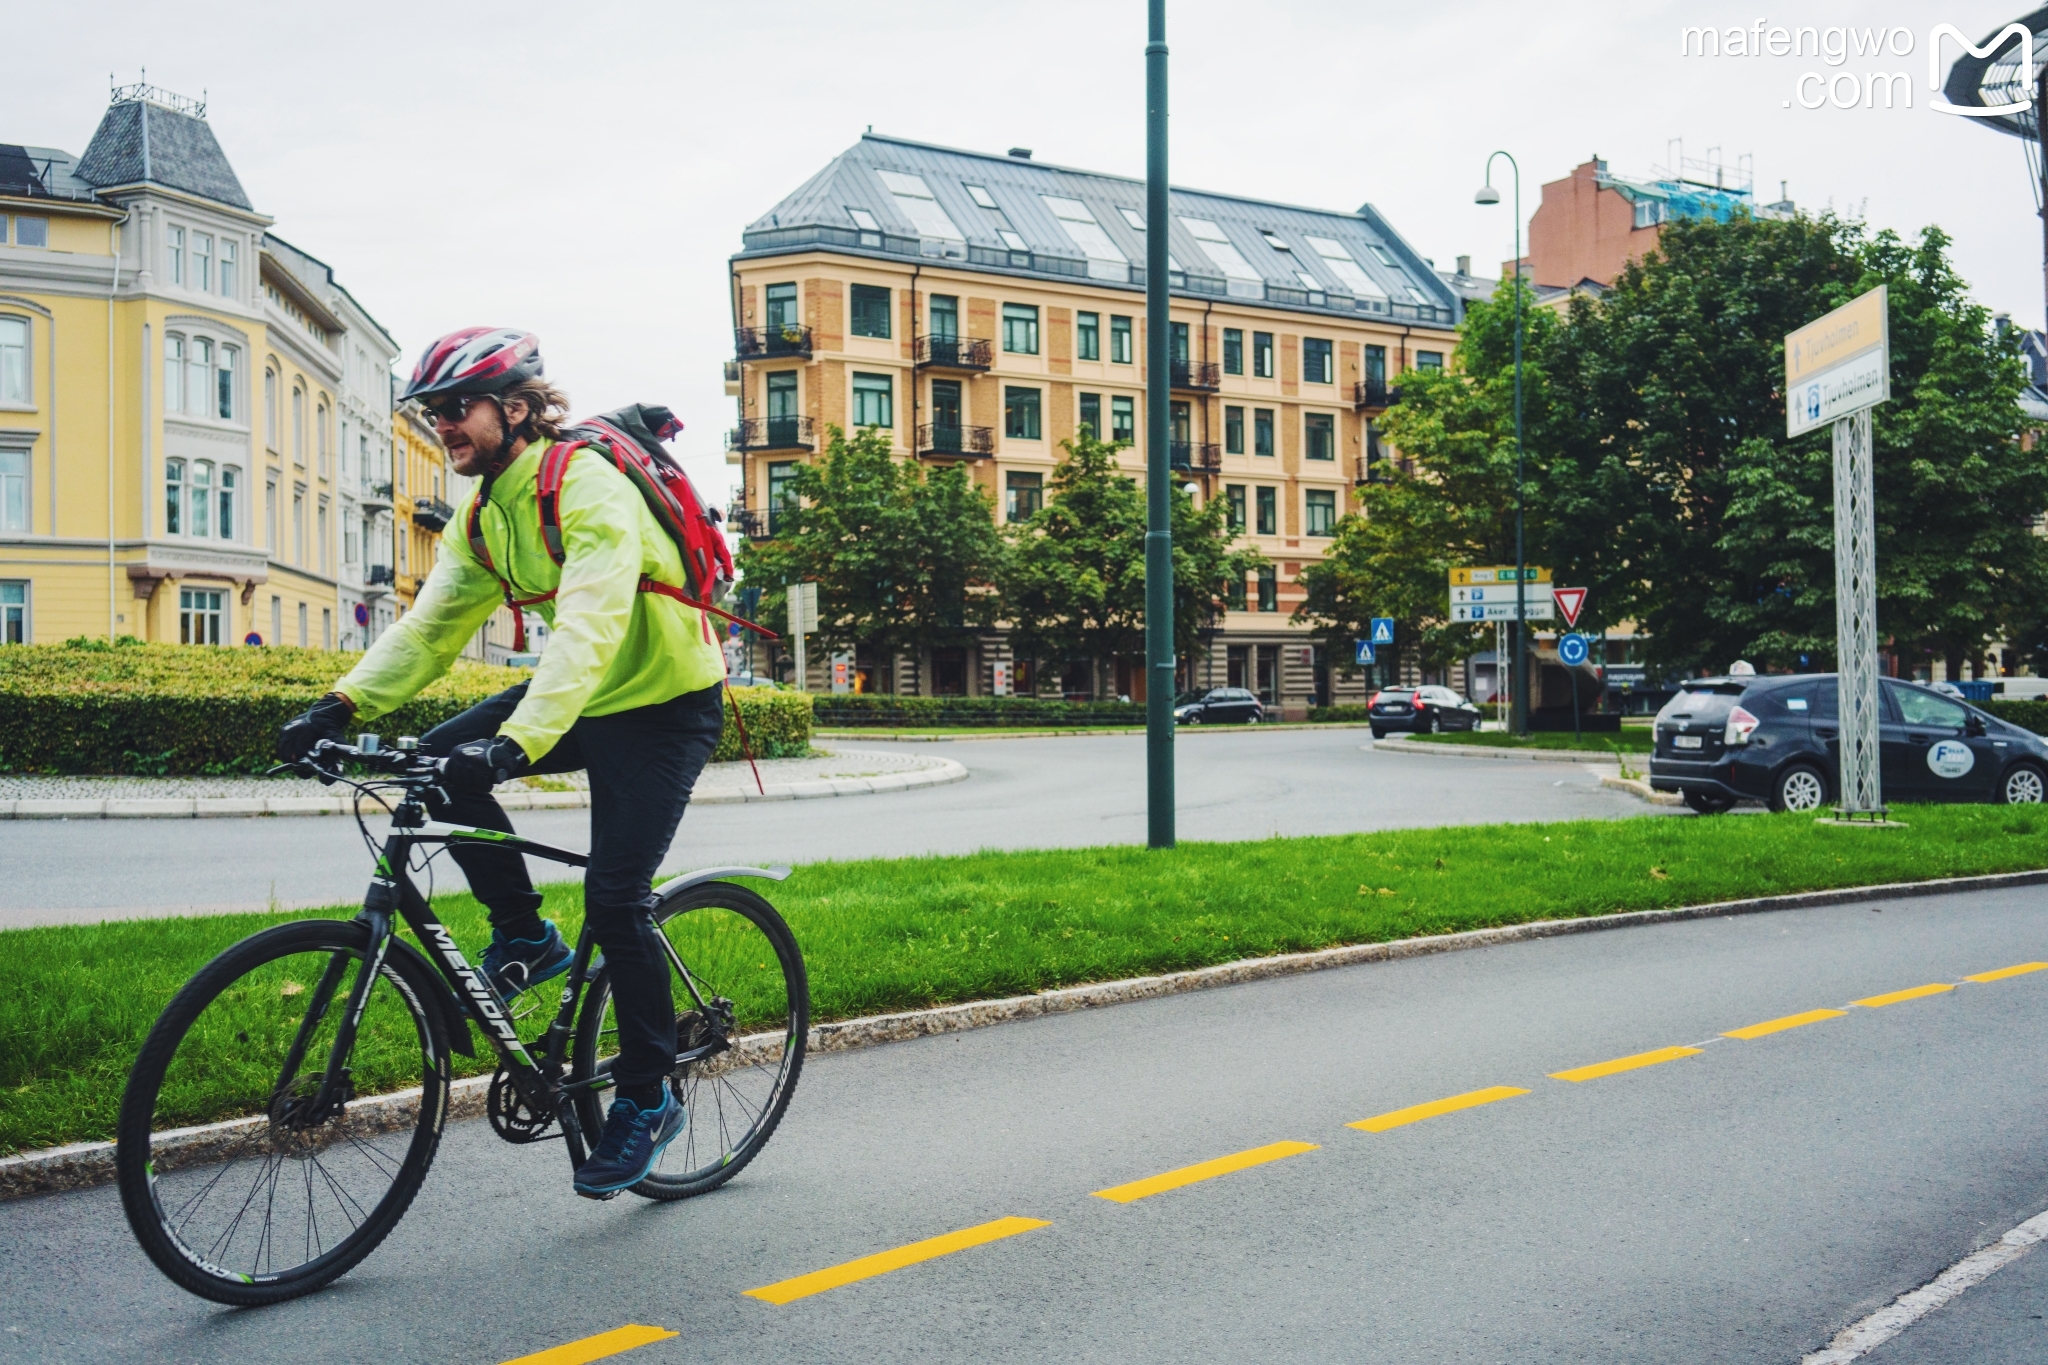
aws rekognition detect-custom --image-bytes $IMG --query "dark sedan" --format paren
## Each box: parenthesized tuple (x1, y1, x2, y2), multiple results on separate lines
(1650, 672, 2048, 813)
(1174, 688, 1265, 725)
(1369, 686, 1483, 738)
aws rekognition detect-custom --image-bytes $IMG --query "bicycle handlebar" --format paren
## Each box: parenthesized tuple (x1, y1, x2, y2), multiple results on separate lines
(269, 739, 441, 786)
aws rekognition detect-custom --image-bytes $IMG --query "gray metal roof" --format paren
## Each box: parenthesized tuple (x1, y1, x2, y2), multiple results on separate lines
(0, 145, 102, 203)
(74, 97, 252, 210)
(739, 134, 1458, 326)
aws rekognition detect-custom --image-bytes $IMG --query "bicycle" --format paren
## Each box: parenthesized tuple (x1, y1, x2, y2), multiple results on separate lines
(114, 735, 808, 1306)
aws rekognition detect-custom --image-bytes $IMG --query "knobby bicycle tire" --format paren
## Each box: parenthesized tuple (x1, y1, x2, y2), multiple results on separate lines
(571, 880, 808, 1200)
(115, 919, 451, 1306)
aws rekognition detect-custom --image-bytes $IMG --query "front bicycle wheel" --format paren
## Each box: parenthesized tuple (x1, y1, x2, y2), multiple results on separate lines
(572, 880, 807, 1201)
(115, 919, 450, 1306)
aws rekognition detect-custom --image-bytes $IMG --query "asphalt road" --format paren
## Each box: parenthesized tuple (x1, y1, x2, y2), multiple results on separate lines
(0, 732, 1658, 926)
(4, 885, 2046, 1364)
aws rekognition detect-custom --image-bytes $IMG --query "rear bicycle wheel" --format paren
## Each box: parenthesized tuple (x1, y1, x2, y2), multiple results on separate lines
(115, 919, 449, 1306)
(571, 880, 807, 1201)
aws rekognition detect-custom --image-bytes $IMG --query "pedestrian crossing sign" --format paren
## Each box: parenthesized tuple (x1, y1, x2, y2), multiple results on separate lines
(1355, 639, 1375, 665)
(1370, 618, 1395, 645)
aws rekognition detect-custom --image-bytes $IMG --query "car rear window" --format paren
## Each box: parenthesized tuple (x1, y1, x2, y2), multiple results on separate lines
(1378, 689, 1414, 700)
(1747, 683, 1815, 717)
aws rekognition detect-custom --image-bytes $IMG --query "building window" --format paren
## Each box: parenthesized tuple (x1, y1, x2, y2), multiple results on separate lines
(1110, 395, 1135, 444)
(294, 488, 305, 564)
(1252, 332, 1274, 378)
(188, 460, 212, 537)
(1224, 406, 1245, 454)
(1170, 400, 1192, 446)
(167, 226, 184, 286)
(1223, 328, 1244, 376)
(0, 449, 27, 531)
(765, 370, 798, 429)
(1365, 344, 1387, 391)
(0, 581, 24, 643)
(1304, 338, 1333, 384)
(767, 460, 798, 534)
(165, 458, 185, 534)
(1417, 351, 1445, 371)
(13, 217, 48, 249)
(217, 346, 238, 421)
(323, 607, 333, 650)
(164, 335, 185, 413)
(298, 601, 309, 647)
(1006, 471, 1043, 523)
(264, 367, 278, 449)
(1225, 483, 1246, 531)
(1633, 198, 1665, 228)
(1003, 303, 1039, 355)
(186, 338, 212, 418)
(219, 238, 237, 297)
(929, 294, 958, 340)
(317, 402, 331, 476)
(1254, 408, 1275, 457)
(930, 378, 961, 429)
(765, 282, 798, 331)
(192, 233, 213, 292)
(1255, 485, 1277, 535)
(318, 497, 330, 569)
(292, 387, 305, 465)
(851, 372, 893, 428)
(1170, 321, 1190, 364)
(1005, 386, 1042, 439)
(1079, 392, 1101, 438)
(1227, 572, 1246, 611)
(0, 317, 26, 405)
(851, 284, 891, 339)
(1109, 315, 1132, 364)
(265, 477, 278, 552)
(180, 588, 224, 646)
(1077, 311, 1100, 361)
(1305, 412, 1335, 461)
(1256, 565, 1278, 612)
(1305, 487, 1337, 535)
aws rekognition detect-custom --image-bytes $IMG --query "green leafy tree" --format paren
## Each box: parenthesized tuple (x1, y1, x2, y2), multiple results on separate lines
(735, 425, 1007, 667)
(1004, 430, 1263, 688)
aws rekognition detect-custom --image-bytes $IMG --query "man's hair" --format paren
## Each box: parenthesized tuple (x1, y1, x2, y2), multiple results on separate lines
(500, 378, 571, 443)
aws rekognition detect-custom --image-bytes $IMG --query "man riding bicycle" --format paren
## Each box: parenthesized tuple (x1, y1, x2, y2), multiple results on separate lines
(276, 327, 726, 1198)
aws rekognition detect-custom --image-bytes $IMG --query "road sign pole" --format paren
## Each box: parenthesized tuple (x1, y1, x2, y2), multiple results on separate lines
(1143, 0, 1175, 850)
(1832, 406, 1884, 818)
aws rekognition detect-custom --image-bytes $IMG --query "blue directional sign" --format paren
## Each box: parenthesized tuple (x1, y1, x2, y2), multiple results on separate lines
(1370, 617, 1396, 646)
(1355, 639, 1376, 665)
(1558, 633, 1590, 667)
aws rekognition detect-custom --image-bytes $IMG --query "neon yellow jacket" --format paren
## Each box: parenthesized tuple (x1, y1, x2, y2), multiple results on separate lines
(335, 438, 726, 761)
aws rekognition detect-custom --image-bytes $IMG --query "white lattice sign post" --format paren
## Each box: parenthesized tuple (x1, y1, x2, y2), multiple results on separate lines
(1786, 286, 1890, 820)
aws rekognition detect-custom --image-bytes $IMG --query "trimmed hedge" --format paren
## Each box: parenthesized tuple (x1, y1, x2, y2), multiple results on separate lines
(1309, 705, 1372, 724)
(715, 687, 812, 762)
(0, 640, 809, 773)
(812, 694, 1145, 728)
(1986, 698, 2048, 736)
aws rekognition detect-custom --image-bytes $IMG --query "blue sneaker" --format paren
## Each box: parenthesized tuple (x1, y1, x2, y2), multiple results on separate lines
(574, 1089, 687, 1199)
(480, 920, 573, 998)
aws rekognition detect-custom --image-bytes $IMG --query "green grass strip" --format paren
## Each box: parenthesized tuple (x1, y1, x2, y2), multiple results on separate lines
(3, 803, 2042, 1155)
(1407, 729, 1656, 752)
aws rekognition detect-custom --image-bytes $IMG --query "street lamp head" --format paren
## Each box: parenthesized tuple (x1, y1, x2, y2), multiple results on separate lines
(1473, 185, 1501, 206)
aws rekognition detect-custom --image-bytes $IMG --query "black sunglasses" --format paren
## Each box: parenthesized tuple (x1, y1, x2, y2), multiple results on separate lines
(420, 394, 485, 425)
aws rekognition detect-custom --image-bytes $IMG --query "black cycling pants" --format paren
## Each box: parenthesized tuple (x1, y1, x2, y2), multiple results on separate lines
(420, 681, 724, 1091)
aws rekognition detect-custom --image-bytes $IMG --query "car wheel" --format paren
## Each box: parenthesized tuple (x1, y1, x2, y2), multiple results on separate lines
(1183, 715, 1200, 725)
(1769, 764, 1828, 815)
(1371, 727, 1385, 740)
(1999, 763, 2046, 805)
(1424, 715, 1439, 734)
(1682, 789, 1735, 815)
(1247, 713, 1260, 724)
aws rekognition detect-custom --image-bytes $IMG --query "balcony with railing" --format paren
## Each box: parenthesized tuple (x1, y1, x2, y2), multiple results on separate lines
(361, 480, 393, 513)
(1353, 379, 1399, 410)
(918, 423, 996, 458)
(1169, 442, 1222, 474)
(915, 335, 994, 371)
(735, 325, 813, 361)
(729, 509, 772, 540)
(727, 416, 817, 452)
(1170, 359, 1220, 393)
(366, 564, 395, 587)
(410, 497, 455, 533)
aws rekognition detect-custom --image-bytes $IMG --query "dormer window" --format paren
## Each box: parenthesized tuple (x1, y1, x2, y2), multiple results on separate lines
(965, 184, 998, 209)
(1260, 230, 1291, 252)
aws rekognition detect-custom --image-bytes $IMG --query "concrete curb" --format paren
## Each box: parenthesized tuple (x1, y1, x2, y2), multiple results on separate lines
(0, 756, 967, 820)
(1600, 773, 1686, 805)
(1372, 735, 1640, 765)
(815, 723, 1380, 743)
(9, 864, 2043, 1201)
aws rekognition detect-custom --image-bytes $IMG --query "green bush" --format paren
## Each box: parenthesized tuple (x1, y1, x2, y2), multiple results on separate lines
(812, 694, 1143, 727)
(1308, 705, 1373, 724)
(1986, 698, 2048, 736)
(0, 641, 809, 773)
(714, 687, 812, 761)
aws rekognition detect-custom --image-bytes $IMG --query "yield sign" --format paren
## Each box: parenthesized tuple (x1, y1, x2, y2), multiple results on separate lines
(1554, 587, 1587, 629)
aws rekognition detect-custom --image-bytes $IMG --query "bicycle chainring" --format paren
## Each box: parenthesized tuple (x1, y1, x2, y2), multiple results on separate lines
(486, 1064, 557, 1144)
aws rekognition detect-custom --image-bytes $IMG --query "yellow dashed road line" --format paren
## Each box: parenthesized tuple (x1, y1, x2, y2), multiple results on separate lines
(1967, 962, 2048, 983)
(1855, 983, 1955, 1008)
(1723, 1008, 1848, 1040)
(499, 1324, 677, 1365)
(1350, 1086, 1530, 1133)
(744, 1216, 1051, 1305)
(1092, 1141, 1320, 1203)
(1550, 1045, 1704, 1082)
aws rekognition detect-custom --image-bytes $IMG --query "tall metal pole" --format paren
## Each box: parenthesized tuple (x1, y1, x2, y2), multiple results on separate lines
(1144, 0, 1175, 848)
(1832, 407, 1884, 818)
(1482, 151, 1527, 735)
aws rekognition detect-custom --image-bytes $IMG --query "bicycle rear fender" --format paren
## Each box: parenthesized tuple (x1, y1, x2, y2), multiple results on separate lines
(385, 935, 478, 1058)
(653, 866, 791, 905)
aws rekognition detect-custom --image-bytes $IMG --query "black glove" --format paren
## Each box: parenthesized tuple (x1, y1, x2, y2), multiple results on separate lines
(278, 692, 356, 762)
(440, 737, 530, 795)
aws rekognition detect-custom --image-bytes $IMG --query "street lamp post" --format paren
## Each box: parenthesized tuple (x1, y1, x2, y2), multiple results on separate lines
(1474, 152, 1526, 736)
(1143, 0, 1174, 848)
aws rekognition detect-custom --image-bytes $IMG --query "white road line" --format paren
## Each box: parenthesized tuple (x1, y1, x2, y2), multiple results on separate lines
(1801, 1206, 2048, 1363)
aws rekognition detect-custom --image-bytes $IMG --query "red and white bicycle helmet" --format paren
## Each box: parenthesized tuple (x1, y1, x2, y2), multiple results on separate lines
(399, 327, 542, 403)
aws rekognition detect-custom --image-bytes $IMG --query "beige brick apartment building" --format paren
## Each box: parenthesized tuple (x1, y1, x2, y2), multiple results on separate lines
(727, 134, 1461, 713)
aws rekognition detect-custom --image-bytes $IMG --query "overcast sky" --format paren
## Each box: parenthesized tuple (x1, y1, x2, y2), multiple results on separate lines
(10, 0, 2042, 497)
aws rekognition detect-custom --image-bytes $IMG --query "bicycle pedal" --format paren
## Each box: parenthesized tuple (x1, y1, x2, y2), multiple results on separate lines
(575, 1186, 625, 1202)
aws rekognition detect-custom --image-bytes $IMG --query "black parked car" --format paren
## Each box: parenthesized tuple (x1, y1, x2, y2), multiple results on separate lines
(1650, 672, 2048, 814)
(1369, 685, 1483, 738)
(1174, 688, 1265, 725)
